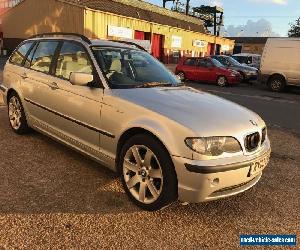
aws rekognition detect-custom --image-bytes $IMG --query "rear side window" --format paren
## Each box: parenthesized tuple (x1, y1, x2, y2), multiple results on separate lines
(197, 59, 212, 67)
(30, 41, 59, 74)
(214, 56, 226, 65)
(10, 42, 34, 66)
(184, 58, 196, 66)
(24, 42, 38, 68)
(55, 41, 93, 80)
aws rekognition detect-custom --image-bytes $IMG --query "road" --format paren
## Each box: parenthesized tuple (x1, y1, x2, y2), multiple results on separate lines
(185, 81, 300, 134)
(0, 108, 299, 249)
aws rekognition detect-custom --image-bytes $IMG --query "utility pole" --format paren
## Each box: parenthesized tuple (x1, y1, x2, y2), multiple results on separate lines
(185, 0, 190, 15)
(163, 0, 173, 8)
(213, 6, 217, 55)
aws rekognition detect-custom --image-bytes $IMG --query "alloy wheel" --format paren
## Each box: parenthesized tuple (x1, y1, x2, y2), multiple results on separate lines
(217, 76, 227, 87)
(271, 80, 282, 91)
(8, 96, 22, 130)
(177, 72, 185, 81)
(123, 145, 163, 204)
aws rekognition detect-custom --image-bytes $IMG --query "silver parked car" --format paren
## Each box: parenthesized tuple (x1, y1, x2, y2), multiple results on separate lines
(232, 53, 261, 70)
(0, 33, 271, 210)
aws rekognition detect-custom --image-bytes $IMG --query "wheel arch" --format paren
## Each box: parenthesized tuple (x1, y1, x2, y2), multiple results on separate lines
(6, 88, 19, 102)
(267, 73, 287, 85)
(217, 75, 227, 85)
(115, 127, 178, 182)
(116, 127, 169, 166)
(238, 71, 246, 78)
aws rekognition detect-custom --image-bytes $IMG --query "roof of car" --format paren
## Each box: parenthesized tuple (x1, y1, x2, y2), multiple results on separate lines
(26, 36, 140, 50)
(90, 39, 138, 48)
(211, 55, 229, 58)
(232, 53, 261, 57)
(185, 57, 211, 59)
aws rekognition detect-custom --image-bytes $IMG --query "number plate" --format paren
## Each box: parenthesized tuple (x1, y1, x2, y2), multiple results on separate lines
(248, 154, 270, 176)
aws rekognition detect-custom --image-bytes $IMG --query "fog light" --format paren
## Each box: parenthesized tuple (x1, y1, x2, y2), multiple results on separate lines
(211, 178, 220, 186)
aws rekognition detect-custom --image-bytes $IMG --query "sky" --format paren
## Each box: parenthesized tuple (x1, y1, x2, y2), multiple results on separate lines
(145, 0, 300, 37)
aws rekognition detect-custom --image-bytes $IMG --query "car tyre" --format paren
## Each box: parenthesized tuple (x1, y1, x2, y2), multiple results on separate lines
(268, 75, 285, 92)
(177, 72, 186, 82)
(240, 72, 251, 84)
(7, 93, 31, 134)
(217, 76, 227, 87)
(119, 134, 177, 211)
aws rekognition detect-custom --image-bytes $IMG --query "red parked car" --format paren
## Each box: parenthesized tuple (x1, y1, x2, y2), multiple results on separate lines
(175, 57, 242, 86)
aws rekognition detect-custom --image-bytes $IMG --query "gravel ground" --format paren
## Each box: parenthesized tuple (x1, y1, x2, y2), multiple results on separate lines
(0, 108, 299, 249)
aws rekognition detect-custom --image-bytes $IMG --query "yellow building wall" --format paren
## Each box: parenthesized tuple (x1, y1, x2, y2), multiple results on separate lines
(84, 9, 234, 54)
(1, 0, 234, 53)
(2, 0, 84, 38)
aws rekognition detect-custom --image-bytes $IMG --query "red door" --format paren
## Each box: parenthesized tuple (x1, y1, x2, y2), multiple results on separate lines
(195, 58, 215, 82)
(207, 43, 215, 56)
(151, 34, 163, 60)
(181, 58, 198, 80)
(134, 31, 145, 40)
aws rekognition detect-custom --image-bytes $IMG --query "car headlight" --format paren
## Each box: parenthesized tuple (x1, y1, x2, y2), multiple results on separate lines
(245, 70, 257, 75)
(229, 70, 239, 77)
(185, 137, 242, 156)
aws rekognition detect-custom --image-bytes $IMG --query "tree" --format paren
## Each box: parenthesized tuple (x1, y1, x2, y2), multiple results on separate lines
(288, 17, 300, 37)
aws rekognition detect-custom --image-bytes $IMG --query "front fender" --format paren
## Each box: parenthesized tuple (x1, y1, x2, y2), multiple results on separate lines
(119, 115, 193, 159)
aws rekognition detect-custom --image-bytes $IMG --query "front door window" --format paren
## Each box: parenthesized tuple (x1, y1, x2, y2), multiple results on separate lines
(55, 41, 93, 80)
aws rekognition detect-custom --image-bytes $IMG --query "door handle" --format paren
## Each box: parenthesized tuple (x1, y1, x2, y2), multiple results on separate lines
(48, 82, 59, 90)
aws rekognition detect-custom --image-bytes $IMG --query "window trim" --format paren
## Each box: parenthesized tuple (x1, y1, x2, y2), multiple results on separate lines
(23, 41, 38, 69)
(28, 40, 61, 75)
(52, 40, 103, 89)
(9, 41, 35, 67)
(91, 46, 179, 89)
(184, 58, 197, 66)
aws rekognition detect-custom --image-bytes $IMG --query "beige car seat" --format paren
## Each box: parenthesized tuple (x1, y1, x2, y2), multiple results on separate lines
(107, 58, 122, 79)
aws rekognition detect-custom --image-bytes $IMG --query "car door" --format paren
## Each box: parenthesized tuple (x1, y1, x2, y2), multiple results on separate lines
(4, 41, 35, 102)
(182, 58, 197, 80)
(195, 58, 213, 82)
(204, 59, 217, 82)
(21, 40, 61, 125)
(5, 41, 35, 80)
(42, 40, 105, 160)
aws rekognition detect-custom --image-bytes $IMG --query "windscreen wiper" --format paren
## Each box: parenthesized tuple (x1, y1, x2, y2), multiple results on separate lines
(136, 82, 175, 88)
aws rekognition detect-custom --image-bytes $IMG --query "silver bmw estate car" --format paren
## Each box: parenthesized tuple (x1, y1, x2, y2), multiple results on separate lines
(0, 33, 271, 210)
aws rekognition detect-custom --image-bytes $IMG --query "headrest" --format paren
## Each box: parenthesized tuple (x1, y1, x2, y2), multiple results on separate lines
(110, 59, 122, 72)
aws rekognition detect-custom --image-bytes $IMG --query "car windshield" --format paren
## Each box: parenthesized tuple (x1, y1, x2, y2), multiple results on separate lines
(212, 58, 225, 68)
(232, 56, 252, 64)
(92, 47, 181, 89)
(226, 56, 241, 66)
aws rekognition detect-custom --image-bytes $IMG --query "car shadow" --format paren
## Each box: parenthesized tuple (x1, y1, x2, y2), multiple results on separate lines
(1, 108, 262, 216)
(0, 109, 297, 218)
(0, 110, 141, 215)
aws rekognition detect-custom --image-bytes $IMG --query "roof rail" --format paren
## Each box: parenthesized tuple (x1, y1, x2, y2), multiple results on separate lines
(29, 32, 92, 44)
(109, 40, 148, 52)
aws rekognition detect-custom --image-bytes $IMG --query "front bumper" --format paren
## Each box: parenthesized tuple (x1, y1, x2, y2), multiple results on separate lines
(172, 144, 271, 203)
(245, 73, 258, 81)
(227, 75, 242, 84)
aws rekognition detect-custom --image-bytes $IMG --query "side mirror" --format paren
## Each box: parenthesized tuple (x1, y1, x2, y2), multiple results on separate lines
(70, 72, 94, 86)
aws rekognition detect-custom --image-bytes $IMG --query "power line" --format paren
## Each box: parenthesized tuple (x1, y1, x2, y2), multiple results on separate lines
(226, 16, 298, 18)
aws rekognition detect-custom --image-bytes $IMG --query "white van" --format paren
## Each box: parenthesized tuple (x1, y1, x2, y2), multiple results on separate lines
(260, 38, 300, 92)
